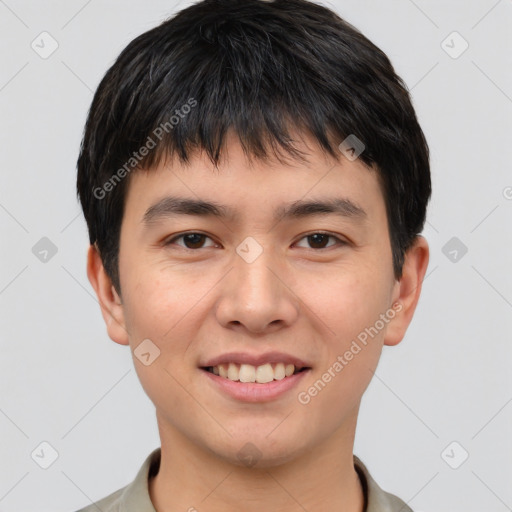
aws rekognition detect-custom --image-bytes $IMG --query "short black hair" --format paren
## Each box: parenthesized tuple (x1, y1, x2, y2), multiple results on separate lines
(77, 0, 431, 296)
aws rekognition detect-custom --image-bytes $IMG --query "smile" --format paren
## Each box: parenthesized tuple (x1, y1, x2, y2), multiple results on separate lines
(204, 362, 308, 384)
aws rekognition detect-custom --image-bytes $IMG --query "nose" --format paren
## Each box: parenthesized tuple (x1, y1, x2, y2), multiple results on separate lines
(214, 244, 300, 334)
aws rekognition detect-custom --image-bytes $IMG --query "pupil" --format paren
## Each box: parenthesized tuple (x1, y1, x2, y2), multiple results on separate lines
(309, 234, 328, 248)
(185, 233, 204, 248)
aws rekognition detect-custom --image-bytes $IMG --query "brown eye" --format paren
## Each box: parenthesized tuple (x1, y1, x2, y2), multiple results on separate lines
(295, 232, 345, 250)
(165, 232, 215, 250)
(307, 233, 330, 249)
(182, 233, 206, 249)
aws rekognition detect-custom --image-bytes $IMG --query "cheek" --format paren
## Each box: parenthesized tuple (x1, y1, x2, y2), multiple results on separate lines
(308, 265, 393, 393)
(122, 267, 202, 341)
(297, 288, 388, 428)
(122, 276, 201, 409)
(316, 264, 392, 340)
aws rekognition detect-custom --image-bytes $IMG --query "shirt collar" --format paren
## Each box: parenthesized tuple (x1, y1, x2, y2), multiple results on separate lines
(119, 448, 411, 512)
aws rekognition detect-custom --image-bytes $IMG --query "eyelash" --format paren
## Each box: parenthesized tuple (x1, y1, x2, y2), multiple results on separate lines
(164, 231, 347, 251)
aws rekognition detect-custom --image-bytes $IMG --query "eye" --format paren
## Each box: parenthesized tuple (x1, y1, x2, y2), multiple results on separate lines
(164, 231, 347, 251)
(165, 232, 217, 250)
(295, 232, 346, 250)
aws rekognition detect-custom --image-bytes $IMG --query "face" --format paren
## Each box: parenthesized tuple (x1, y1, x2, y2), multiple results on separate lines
(93, 130, 425, 467)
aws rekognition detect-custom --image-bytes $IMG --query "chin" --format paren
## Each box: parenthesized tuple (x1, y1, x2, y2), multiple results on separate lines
(205, 429, 310, 469)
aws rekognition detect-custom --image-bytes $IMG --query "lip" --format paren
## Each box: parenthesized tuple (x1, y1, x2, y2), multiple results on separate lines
(201, 367, 311, 402)
(200, 351, 310, 368)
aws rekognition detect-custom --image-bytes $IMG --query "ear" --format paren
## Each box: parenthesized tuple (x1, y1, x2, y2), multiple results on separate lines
(384, 235, 430, 347)
(86, 244, 130, 346)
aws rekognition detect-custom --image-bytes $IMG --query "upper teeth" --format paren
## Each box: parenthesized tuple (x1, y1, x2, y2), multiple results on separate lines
(210, 363, 297, 383)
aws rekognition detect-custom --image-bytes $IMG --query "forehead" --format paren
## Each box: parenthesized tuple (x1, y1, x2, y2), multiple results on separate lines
(122, 130, 385, 226)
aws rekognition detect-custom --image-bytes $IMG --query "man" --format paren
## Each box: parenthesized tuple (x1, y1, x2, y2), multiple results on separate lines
(75, 1, 430, 510)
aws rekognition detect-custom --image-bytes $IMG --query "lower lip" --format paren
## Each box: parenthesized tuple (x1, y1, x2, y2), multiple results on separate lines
(201, 368, 311, 402)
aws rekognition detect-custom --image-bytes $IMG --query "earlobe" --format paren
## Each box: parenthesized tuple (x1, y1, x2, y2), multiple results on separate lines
(86, 244, 130, 346)
(384, 235, 430, 347)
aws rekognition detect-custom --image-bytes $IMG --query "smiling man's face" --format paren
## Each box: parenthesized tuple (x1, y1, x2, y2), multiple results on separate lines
(88, 130, 428, 467)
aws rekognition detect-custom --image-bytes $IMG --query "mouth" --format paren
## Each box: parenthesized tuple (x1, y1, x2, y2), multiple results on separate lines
(201, 362, 310, 384)
(199, 352, 312, 402)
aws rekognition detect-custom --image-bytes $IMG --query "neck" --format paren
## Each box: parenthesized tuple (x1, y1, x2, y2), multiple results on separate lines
(149, 413, 365, 512)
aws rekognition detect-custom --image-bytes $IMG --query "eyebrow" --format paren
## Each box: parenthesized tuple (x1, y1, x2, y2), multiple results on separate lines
(142, 195, 367, 227)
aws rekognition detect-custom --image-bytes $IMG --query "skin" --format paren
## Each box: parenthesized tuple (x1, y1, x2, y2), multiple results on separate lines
(87, 129, 429, 512)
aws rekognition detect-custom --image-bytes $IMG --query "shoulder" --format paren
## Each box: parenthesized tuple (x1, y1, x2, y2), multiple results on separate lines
(72, 485, 125, 512)
(353, 455, 413, 512)
(71, 448, 161, 512)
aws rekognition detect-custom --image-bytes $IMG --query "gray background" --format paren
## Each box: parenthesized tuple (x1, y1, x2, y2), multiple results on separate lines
(0, 1, 511, 511)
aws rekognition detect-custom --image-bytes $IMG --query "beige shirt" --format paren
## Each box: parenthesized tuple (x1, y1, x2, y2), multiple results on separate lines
(74, 447, 412, 512)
